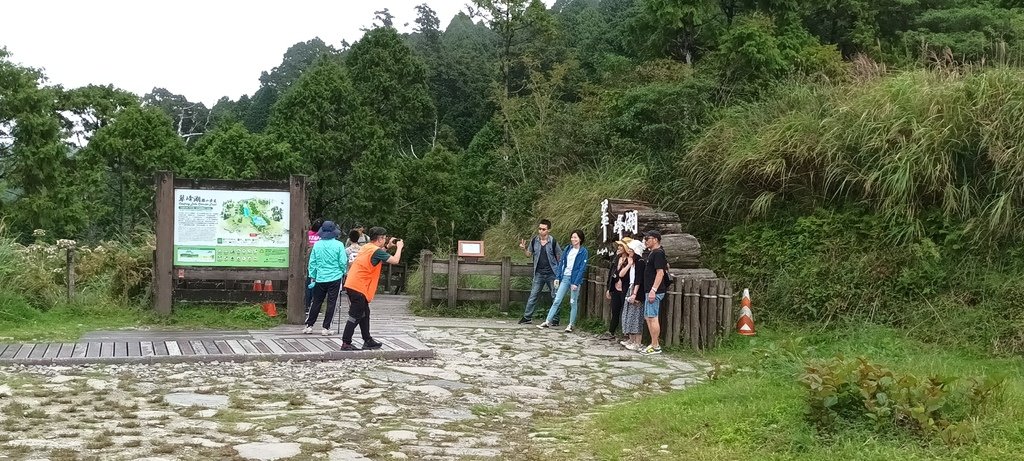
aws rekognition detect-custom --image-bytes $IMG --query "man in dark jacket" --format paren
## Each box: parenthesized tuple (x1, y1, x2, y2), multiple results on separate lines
(517, 219, 560, 324)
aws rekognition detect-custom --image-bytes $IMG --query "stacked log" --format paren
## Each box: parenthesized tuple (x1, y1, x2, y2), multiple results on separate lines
(599, 198, 700, 269)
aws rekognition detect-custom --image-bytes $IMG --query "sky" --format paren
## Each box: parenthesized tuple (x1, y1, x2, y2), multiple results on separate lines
(1, 0, 511, 107)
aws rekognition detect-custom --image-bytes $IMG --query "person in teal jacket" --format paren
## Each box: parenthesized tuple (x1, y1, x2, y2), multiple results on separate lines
(538, 229, 589, 332)
(304, 221, 348, 335)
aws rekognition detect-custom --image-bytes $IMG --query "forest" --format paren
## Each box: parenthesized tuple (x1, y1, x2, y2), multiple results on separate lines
(5, 0, 1024, 351)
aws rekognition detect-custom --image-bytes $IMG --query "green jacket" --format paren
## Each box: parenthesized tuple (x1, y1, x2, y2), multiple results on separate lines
(307, 239, 348, 283)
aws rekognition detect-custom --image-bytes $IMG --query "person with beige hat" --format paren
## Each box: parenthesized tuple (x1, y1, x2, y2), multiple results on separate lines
(619, 238, 647, 350)
(600, 238, 633, 341)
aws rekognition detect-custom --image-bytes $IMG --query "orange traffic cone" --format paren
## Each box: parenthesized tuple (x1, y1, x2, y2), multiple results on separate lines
(262, 280, 278, 317)
(736, 288, 756, 336)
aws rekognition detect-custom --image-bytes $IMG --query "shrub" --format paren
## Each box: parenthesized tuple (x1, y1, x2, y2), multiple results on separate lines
(799, 355, 1005, 446)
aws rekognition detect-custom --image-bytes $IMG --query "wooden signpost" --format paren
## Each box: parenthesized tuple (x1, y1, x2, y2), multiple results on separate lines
(153, 171, 308, 324)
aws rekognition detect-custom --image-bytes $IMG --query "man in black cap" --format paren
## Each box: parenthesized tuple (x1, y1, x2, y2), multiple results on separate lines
(639, 230, 668, 355)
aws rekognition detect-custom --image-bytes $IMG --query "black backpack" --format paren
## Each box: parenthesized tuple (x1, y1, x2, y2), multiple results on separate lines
(653, 248, 675, 290)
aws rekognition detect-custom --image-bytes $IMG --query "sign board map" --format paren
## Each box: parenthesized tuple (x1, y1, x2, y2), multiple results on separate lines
(173, 189, 290, 267)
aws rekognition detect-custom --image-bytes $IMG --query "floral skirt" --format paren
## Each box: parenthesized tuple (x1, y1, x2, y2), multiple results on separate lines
(621, 299, 644, 335)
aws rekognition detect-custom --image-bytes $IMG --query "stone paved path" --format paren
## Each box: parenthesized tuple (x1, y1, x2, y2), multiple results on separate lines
(0, 298, 709, 460)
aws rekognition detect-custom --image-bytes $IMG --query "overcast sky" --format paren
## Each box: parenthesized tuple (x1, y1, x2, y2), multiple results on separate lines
(1, 1, 531, 106)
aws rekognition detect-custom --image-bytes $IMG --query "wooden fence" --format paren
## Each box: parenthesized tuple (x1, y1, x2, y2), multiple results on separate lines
(420, 251, 534, 310)
(580, 267, 732, 351)
(419, 251, 733, 351)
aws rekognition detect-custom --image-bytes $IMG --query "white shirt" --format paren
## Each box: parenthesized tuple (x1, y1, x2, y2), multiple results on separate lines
(563, 247, 578, 276)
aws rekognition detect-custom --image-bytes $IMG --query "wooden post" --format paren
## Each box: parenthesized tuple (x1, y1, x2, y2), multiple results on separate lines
(598, 266, 606, 323)
(421, 251, 434, 308)
(286, 175, 307, 324)
(600, 267, 609, 323)
(587, 268, 595, 321)
(154, 171, 174, 315)
(707, 279, 719, 349)
(688, 279, 700, 351)
(671, 278, 682, 348)
(723, 279, 733, 338)
(500, 256, 512, 311)
(448, 253, 459, 309)
(386, 263, 393, 293)
(66, 245, 75, 302)
(696, 280, 704, 350)
(680, 279, 690, 346)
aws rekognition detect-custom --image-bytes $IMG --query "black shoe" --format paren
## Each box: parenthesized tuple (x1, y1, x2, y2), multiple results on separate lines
(551, 320, 560, 327)
(518, 317, 532, 325)
(362, 339, 383, 350)
(340, 343, 356, 351)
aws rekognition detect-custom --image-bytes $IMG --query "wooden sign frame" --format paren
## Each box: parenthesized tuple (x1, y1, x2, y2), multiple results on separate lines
(153, 171, 308, 324)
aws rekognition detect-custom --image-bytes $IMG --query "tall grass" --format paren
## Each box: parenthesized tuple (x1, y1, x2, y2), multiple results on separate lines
(680, 67, 1024, 244)
(482, 160, 649, 260)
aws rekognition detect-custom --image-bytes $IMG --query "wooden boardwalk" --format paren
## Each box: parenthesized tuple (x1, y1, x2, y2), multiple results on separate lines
(0, 295, 432, 365)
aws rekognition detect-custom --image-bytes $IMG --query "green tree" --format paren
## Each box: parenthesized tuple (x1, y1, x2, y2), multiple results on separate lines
(404, 145, 461, 252)
(346, 26, 436, 153)
(432, 12, 501, 146)
(57, 84, 139, 145)
(75, 106, 186, 236)
(629, 0, 727, 63)
(142, 87, 210, 144)
(182, 122, 299, 180)
(343, 137, 404, 233)
(472, 0, 562, 96)
(0, 49, 76, 237)
(267, 57, 379, 219)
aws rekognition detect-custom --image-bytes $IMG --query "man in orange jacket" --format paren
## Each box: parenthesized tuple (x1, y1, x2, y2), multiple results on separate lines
(340, 226, 404, 350)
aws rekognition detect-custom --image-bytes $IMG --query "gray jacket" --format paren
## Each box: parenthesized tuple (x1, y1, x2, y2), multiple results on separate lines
(529, 236, 560, 275)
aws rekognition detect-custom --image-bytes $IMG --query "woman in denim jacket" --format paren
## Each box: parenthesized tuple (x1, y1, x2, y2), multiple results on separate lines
(538, 229, 589, 332)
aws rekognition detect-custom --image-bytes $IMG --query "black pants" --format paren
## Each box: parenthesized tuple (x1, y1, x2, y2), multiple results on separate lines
(342, 289, 373, 344)
(608, 288, 625, 335)
(305, 279, 341, 329)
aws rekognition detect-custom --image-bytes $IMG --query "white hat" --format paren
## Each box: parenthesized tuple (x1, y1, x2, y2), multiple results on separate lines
(627, 240, 645, 255)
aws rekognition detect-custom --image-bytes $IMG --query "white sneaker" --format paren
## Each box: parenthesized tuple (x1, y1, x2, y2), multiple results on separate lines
(619, 339, 630, 347)
(321, 328, 331, 336)
(564, 325, 573, 333)
(537, 322, 550, 329)
(625, 342, 639, 351)
(302, 326, 313, 334)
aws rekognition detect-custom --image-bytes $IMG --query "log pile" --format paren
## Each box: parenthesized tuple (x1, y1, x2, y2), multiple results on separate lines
(599, 198, 710, 275)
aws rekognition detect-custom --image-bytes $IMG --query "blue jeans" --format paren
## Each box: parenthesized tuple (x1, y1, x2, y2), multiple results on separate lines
(522, 272, 556, 318)
(546, 274, 580, 325)
(644, 293, 665, 318)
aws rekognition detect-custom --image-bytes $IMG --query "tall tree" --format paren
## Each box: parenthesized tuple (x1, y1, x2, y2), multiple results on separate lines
(0, 49, 76, 237)
(75, 106, 186, 236)
(182, 122, 299, 181)
(346, 26, 436, 154)
(267, 57, 380, 219)
(142, 88, 210, 143)
(471, 0, 560, 96)
(57, 84, 139, 146)
(422, 12, 500, 146)
(629, 0, 727, 64)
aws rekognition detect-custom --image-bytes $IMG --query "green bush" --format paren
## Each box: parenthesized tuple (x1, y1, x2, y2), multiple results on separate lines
(712, 207, 1024, 353)
(0, 224, 153, 309)
(800, 355, 1005, 446)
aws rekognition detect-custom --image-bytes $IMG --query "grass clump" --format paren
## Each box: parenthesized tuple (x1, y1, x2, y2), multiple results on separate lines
(574, 324, 1024, 460)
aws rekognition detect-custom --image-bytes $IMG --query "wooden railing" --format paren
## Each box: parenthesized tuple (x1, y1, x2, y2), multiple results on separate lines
(419, 250, 733, 351)
(420, 251, 534, 309)
(580, 266, 733, 351)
